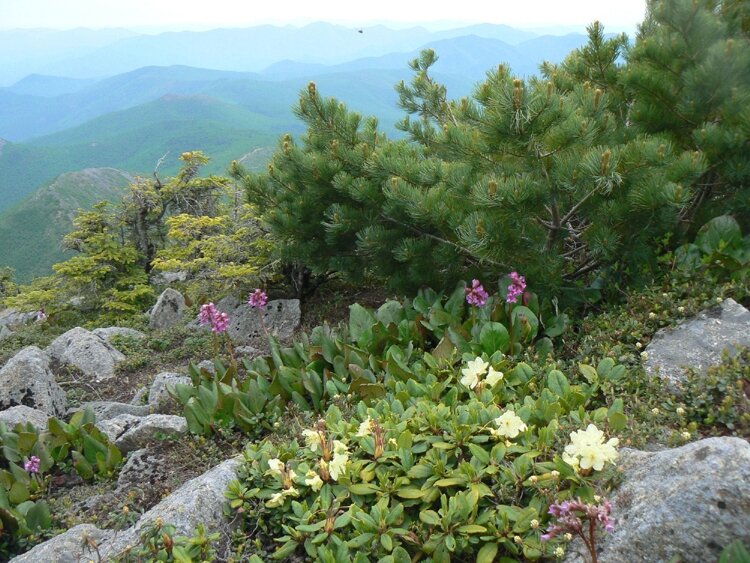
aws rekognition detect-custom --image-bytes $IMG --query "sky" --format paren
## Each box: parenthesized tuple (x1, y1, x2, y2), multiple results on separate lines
(0, 0, 647, 31)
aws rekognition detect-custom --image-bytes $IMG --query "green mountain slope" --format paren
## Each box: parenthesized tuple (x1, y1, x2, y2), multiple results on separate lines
(0, 95, 282, 213)
(0, 168, 134, 281)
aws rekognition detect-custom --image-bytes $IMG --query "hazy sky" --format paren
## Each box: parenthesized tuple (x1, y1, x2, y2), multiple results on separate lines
(0, 0, 647, 31)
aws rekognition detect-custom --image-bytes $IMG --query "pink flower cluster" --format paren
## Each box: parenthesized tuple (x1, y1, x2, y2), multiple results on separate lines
(24, 455, 40, 474)
(541, 497, 615, 542)
(465, 279, 489, 307)
(248, 289, 268, 309)
(199, 302, 230, 333)
(506, 271, 526, 304)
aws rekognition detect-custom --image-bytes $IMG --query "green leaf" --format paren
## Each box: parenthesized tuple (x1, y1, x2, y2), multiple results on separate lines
(468, 443, 490, 464)
(9, 481, 29, 504)
(608, 412, 627, 431)
(396, 488, 425, 499)
(419, 510, 440, 525)
(456, 524, 486, 534)
(579, 363, 598, 384)
(479, 322, 510, 355)
(349, 484, 379, 495)
(511, 306, 539, 342)
(25, 501, 52, 531)
(349, 304, 377, 344)
(477, 542, 499, 563)
(547, 370, 570, 397)
(696, 215, 742, 254)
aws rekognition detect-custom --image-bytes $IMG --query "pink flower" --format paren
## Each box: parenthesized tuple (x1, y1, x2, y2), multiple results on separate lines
(541, 497, 614, 542)
(212, 311, 230, 333)
(200, 302, 230, 333)
(248, 289, 268, 309)
(36, 309, 47, 322)
(506, 271, 526, 304)
(24, 456, 40, 474)
(465, 279, 489, 307)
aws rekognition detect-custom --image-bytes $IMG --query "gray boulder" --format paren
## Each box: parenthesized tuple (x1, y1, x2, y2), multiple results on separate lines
(211, 295, 301, 345)
(0, 405, 50, 430)
(0, 325, 12, 341)
(98, 457, 242, 559)
(149, 288, 187, 330)
(565, 437, 750, 563)
(91, 326, 145, 342)
(70, 400, 151, 422)
(97, 413, 187, 453)
(46, 327, 126, 382)
(0, 346, 67, 417)
(116, 448, 172, 493)
(0, 308, 36, 329)
(148, 372, 190, 412)
(644, 298, 750, 390)
(9, 524, 113, 563)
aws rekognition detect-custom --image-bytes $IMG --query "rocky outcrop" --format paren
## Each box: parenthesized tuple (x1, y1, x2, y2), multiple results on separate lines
(46, 327, 126, 382)
(9, 524, 113, 563)
(213, 295, 301, 345)
(96, 413, 187, 453)
(566, 437, 750, 563)
(98, 456, 241, 559)
(0, 346, 67, 417)
(91, 326, 145, 342)
(0, 405, 50, 430)
(644, 298, 750, 389)
(149, 288, 187, 330)
(0, 308, 36, 330)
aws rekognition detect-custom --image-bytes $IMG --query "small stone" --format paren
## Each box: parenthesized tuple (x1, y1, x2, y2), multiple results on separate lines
(148, 372, 191, 412)
(97, 413, 187, 453)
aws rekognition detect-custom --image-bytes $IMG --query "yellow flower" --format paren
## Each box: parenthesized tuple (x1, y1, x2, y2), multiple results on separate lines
(461, 357, 489, 389)
(492, 410, 527, 439)
(267, 458, 285, 476)
(356, 417, 373, 437)
(266, 491, 285, 507)
(333, 440, 349, 455)
(562, 424, 618, 471)
(305, 470, 324, 492)
(302, 429, 323, 452)
(486, 366, 504, 387)
(329, 452, 349, 481)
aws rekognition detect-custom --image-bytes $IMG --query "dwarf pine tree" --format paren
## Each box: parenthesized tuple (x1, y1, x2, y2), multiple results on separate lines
(241, 33, 705, 294)
(625, 0, 750, 230)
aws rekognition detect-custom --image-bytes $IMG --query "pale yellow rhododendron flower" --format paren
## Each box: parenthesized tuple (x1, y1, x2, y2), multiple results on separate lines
(305, 470, 324, 492)
(356, 417, 373, 437)
(265, 487, 299, 507)
(333, 440, 349, 455)
(302, 429, 322, 452)
(267, 458, 285, 476)
(562, 424, 619, 471)
(492, 410, 527, 438)
(461, 357, 489, 388)
(486, 367, 504, 387)
(329, 452, 349, 481)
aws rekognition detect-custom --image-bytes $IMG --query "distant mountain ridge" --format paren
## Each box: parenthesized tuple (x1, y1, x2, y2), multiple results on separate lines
(0, 168, 135, 281)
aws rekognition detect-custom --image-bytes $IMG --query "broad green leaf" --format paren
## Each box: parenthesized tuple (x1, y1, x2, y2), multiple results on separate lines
(479, 322, 510, 355)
